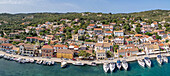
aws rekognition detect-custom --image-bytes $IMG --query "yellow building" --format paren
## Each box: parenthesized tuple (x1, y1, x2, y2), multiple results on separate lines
(57, 49, 74, 59)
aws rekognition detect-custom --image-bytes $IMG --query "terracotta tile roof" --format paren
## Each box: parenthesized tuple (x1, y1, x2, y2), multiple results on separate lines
(134, 34, 143, 37)
(0, 43, 13, 47)
(57, 49, 74, 54)
(102, 25, 109, 26)
(159, 43, 164, 46)
(84, 42, 95, 45)
(42, 45, 53, 49)
(126, 44, 135, 47)
(0, 38, 9, 41)
(23, 44, 35, 50)
(89, 24, 95, 26)
(114, 30, 123, 32)
(26, 37, 44, 41)
(126, 38, 132, 41)
(94, 28, 102, 30)
(74, 45, 79, 48)
(54, 44, 68, 48)
(105, 31, 112, 33)
(118, 36, 124, 38)
(146, 45, 159, 49)
(95, 43, 103, 47)
(118, 48, 138, 53)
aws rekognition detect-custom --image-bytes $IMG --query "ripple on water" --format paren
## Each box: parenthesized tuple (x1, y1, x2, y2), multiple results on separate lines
(0, 57, 170, 76)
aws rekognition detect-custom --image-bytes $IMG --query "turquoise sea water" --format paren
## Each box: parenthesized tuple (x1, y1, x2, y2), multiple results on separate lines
(0, 57, 170, 76)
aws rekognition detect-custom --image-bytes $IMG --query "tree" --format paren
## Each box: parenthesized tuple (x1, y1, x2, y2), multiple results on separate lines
(156, 35, 161, 40)
(78, 50, 91, 57)
(145, 32, 153, 36)
(135, 27, 141, 34)
(106, 51, 114, 58)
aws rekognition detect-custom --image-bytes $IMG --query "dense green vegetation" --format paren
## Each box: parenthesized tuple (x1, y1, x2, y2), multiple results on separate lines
(0, 10, 169, 40)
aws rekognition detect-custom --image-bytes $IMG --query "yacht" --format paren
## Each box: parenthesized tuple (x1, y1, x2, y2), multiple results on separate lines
(162, 56, 168, 63)
(109, 62, 115, 72)
(116, 60, 122, 70)
(144, 57, 151, 67)
(61, 61, 67, 68)
(121, 60, 128, 70)
(72, 62, 84, 66)
(137, 59, 145, 67)
(157, 55, 162, 65)
(103, 63, 109, 73)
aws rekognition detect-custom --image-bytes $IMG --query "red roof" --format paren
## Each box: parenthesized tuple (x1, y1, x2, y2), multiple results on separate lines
(105, 31, 112, 33)
(103, 25, 109, 26)
(54, 44, 68, 48)
(26, 37, 44, 41)
(42, 45, 53, 49)
(94, 28, 102, 30)
(0, 43, 13, 47)
(89, 24, 95, 26)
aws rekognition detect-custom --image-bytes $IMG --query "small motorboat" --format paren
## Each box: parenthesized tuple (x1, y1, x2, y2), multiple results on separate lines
(51, 61, 55, 65)
(72, 62, 84, 66)
(0, 54, 4, 58)
(103, 63, 109, 73)
(137, 59, 145, 67)
(144, 57, 151, 67)
(36, 60, 43, 64)
(47, 61, 52, 66)
(29, 59, 35, 63)
(61, 61, 67, 68)
(91, 62, 97, 66)
(109, 62, 115, 72)
(121, 60, 128, 70)
(116, 60, 122, 70)
(42, 60, 47, 65)
(157, 55, 163, 65)
(162, 56, 168, 63)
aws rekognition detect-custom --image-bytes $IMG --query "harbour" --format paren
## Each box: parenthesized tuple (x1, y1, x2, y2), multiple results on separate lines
(0, 56, 170, 76)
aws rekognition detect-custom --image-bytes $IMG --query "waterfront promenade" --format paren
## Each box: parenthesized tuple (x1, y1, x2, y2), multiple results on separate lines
(0, 51, 170, 65)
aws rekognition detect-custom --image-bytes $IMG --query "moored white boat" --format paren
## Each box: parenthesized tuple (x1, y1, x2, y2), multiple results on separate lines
(121, 60, 128, 70)
(0, 54, 4, 58)
(109, 62, 115, 72)
(72, 62, 84, 66)
(144, 57, 151, 67)
(36, 60, 43, 64)
(157, 55, 162, 65)
(61, 61, 67, 68)
(162, 56, 168, 63)
(137, 59, 145, 67)
(91, 62, 97, 66)
(116, 60, 121, 70)
(29, 59, 35, 63)
(103, 63, 109, 73)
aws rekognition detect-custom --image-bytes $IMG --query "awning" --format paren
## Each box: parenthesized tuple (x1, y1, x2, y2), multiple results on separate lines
(136, 52, 145, 55)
